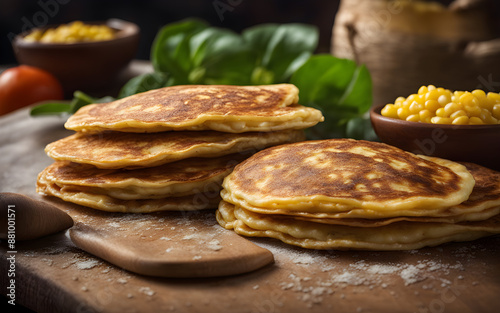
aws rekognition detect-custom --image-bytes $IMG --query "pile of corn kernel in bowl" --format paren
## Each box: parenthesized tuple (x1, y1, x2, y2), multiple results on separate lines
(23, 21, 116, 43)
(381, 86, 500, 125)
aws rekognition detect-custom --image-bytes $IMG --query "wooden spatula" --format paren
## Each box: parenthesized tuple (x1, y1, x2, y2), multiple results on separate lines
(0, 193, 274, 277)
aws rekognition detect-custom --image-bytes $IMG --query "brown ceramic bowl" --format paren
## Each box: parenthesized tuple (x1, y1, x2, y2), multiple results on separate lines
(370, 104, 500, 171)
(12, 19, 139, 97)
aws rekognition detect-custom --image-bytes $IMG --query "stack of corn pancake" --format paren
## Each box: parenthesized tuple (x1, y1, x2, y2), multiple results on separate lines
(37, 84, 324, 213)
(217, 139, 500, 250)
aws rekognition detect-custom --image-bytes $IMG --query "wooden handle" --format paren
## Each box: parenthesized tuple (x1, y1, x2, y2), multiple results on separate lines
(0, 192, 73, 241)
(69, 221, 274, 278)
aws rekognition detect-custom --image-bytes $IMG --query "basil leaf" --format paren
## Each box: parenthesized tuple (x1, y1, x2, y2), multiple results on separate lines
(243, 23, 318, 84)
(70, 91, 114, 114)
(30, 91, 114, 116)
(338, 65, 372, 115)
(291, 54, 373, 139)
(345, 115, 378, 141)
(118, 72, 171, 98)
(188, 27, 254, 85)
(151, 19, 208, 84)
(30, 102, 72, 116)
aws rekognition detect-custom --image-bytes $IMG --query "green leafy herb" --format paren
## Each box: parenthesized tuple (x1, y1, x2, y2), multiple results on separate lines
(243, 23, 318, 84)
(151, 19, 255, 85)
(30, 91, 114, 116)
(118, 72, 171, 98)
(290, 54, 374, 139)
(150, 19, 318, 86)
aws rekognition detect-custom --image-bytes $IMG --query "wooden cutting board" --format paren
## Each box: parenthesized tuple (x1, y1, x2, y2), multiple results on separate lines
(1, 108, 500, 313)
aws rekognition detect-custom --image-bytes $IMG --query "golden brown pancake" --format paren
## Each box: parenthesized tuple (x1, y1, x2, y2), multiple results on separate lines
(45, 129, 305, 169)
(221, 139, 475, 218)
(64, 84, 323, 133)
(38, 172, 220, 212)
(38, 154, 247, 200)
(216, 201, 500, 250)
(235, 162, 500, 225)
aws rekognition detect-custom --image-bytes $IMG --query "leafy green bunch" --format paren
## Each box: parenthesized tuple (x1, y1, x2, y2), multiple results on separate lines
(31, 19, 375, 140)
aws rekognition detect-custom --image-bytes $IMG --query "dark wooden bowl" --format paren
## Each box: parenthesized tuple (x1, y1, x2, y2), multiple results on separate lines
(370, 104, 500, 171)
(12, 19, 139, 97)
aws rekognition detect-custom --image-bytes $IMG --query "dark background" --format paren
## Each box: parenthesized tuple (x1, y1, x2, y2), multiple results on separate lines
(0, 0, 342, 65)
(4, 0, 498, 66)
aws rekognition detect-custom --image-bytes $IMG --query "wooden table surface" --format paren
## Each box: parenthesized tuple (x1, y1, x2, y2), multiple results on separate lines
(1, 107, 500, 313)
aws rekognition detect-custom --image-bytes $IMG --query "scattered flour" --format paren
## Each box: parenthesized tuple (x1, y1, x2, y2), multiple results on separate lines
(139, 287, 156, 296)
(117, 278, 128, 284)
(264, 243, 472, 308)
(207, 239, 222, 251)
(75, 259, 100, 270)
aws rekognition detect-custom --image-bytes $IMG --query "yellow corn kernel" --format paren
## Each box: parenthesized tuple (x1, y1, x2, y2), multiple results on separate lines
(493, 104, 500, 120)
(406, 94, 418, 103)
(394, 97, 406, 105)
(464, 104, 482, 117)
(424, 100, 440, 112)
(25, 20, 115, 43)
(469, 117, 485, 125)
(419, 109, 432, 121)
(435, 107, 448, 117)
(409, 101, 423, 114)
(397, 107, 411, 120)
(443, 102, 462, 116)
(431, 116, 452, 124)
(437, 94, 451, 106)
(452, 116, 469, 125)
(449, 109, 467, 119)
(24, 29, 43, 41)
(479, 108, 495, 124)
(425, 90, 440, 101)
(472, 89, 486, 102)
(381, 104, 398, 118)
(418, 86, 429, 95)
(406, 114, 420, 122)
(460, 92, 479, 107)
(487, 92, 500, 104)
(386, 86, 500, 124)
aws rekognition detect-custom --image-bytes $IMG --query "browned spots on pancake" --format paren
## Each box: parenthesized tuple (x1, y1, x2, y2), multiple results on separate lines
(48, 131, 238, 160)
(75, 84, 298, 124)
(46, 129, 304, 168)
(44, 153, 247, 186)
(230, 139, 464, 201)
(458, 162, 500, 206)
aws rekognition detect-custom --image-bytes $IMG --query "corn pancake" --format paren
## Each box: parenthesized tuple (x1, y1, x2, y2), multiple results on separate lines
(45, 129, 305, 169)
(37, 173, 220, 213)
(65, 84, 324, 133)
(216, 201, 500, 250)
(226, 162, 500, 223)
(221, 139, 475, 218)
(292, 206, 500, 226)
(38, 154, 247, 200)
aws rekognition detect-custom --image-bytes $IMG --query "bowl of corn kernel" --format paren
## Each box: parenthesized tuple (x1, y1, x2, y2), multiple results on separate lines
(12, 19, 139, 96)
(370, 85, 500, 171)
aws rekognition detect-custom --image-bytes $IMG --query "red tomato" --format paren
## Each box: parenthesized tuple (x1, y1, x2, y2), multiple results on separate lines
(0, 65, 64, 116)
